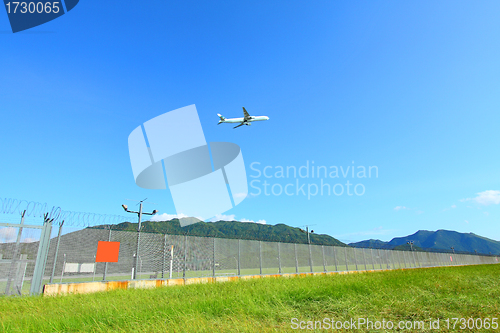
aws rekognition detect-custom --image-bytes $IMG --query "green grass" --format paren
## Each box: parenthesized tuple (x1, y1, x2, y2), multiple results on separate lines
(1, 265, 388, 295)
(1, 264, 499, 332)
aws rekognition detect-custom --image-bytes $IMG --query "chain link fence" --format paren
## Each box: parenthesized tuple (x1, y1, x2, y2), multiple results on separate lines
(1, 225, 499, 296)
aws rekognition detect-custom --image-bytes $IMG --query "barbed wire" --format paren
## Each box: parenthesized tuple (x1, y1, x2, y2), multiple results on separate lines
(0, 197, 130, 227)
(0, 198, 59, 219)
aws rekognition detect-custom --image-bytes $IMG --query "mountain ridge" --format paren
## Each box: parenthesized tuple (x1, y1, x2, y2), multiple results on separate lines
(349, 229, 500, 255)
(91, 219, 347, 246)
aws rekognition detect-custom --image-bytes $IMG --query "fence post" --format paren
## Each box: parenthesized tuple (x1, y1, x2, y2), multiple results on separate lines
(333, 246, 338, 271)
(162, 234, 167, 279)
(169, 245, 174, 279)
(344, 248, 349, 271)
(377, 249, 383, 269)
(259, 241, 263, 275)
(294, 243, 298, 273)
(370, 249, 375, 269)
(212, 238, 216, 277)
(321, 245, 326, 272)
(5, 211, 26, 295)
(237, 239, 241, 276)
(278, 242, 282, 274)
(353, 248, 358, 271)
(362, 248, 367, 271)
(49, 220, 64, 284)
(103, 226, 112, 281)
(183, 235, 187, 278)
(308, 244, 313, 273)
(30, 214, 53, 296)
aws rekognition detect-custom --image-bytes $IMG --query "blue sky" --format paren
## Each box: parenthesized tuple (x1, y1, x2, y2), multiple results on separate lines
(1, 1, 499, 243)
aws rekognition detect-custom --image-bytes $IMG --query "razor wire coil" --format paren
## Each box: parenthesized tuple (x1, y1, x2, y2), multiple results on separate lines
(0, 197, 129, 227)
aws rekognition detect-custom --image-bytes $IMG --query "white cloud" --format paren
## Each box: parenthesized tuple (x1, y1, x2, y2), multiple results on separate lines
(443, 204, 457, 212)
(465, 220, 469, 224)
(151, 213, 266, 224)
(233, 193, 248, 199)
(394, 206, 423, 214)
(208, 214, 236, 222)
(240, 219, 267, 224)
(0, 227, 16, 242)
(23, 237, 36, 243)
(462, 190, 500, 206)
(208, 214, 266, 224)
(150, 213, 189, 221)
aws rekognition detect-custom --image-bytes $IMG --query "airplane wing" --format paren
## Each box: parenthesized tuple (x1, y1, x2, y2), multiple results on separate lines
(242, 107, 251, 120)
(233, 122, 245, 129)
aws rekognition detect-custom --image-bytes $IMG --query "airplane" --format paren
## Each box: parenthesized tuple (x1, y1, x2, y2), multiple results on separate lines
(217, 107, 269, 129)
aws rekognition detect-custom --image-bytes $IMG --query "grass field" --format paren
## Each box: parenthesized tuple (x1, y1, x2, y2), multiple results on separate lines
(1, 264, 499, 332)
(1, 264, 401, 295)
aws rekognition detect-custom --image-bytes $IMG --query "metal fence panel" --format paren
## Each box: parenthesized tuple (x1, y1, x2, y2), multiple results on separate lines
(323, 246, 337, 272)
(261, 240, 279, 274)
(0, 225, 42, 295)
(310, 244, 325, 272)
(295, 243, 311, 273)
(239, 239, 260, 275)
(2, 223, 500, 296)
(215, 238, 238, 276)
(279, 242, 297, 273)
(185, 236, 213, 277)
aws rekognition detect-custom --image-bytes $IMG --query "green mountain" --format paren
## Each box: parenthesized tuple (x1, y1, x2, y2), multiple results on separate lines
(92, 219, 346, 246)
(348, 239, 389, 249)
(349, 230, 500, 255)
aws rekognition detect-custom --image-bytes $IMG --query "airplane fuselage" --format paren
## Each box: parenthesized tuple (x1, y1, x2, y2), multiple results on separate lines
(218, 108, 269, 128)
(220, 116, 269, 123)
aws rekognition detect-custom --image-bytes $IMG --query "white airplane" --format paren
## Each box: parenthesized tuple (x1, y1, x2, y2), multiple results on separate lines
(217, 107, 269, 129)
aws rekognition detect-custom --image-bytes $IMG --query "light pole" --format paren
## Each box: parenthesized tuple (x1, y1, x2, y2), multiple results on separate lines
(299, 225, 316, 244)
(406, 241, 414, 251)
(451, 247, 455, 254)
(299, 225, 316, 273)
(122, 200, 158, 279)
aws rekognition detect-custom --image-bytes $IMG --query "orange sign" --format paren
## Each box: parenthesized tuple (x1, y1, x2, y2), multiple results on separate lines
(95, 241, 120, 262)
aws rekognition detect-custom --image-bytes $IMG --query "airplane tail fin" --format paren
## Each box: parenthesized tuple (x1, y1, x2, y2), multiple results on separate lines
(217, 113, 225, 124)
